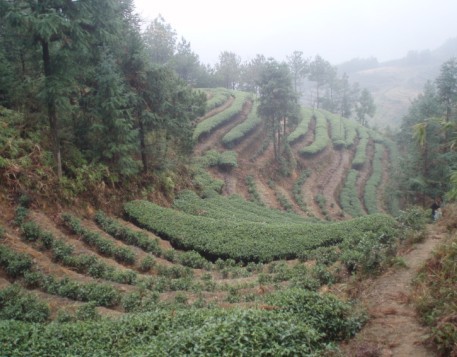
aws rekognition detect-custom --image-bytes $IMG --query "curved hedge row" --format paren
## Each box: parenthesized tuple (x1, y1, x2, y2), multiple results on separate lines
(340, 169, 364, 217)
(204, 87, 233, 111)
(352, 127, 369, 169)
(173, 190, 304, 224)
(193, 91, 251, 141)
(383, 139, 400, 216)
(287, 108, 314, 144)
(124, 200, 397, 263)
(364, 144, 385, 214)
(222, 101, 261, 147)
(321, 110, 346, 149)
(299, 111, 330, 156)
(344, 120, 358, 148)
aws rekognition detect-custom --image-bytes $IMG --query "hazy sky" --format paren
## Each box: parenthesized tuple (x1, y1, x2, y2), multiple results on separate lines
(133, 0, 456, 65)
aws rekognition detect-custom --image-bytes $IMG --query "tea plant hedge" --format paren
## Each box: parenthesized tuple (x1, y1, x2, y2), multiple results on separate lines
(204, 87, 232, 111)
(299, 111, 329, 156)
(222, 101, 261, 147)
(364, 144, 385, 214)
(322, 110, 346, 149)
(0, 286, 367, 356)
(124, 200, 397, 263)
(193, 91, 251, 141)
(287, 108, 314, 144)
(174, 191, 307, 224)
(340, 169, 364, 217)
(352, 127, 369, 169)
(344, 120, 358, 148)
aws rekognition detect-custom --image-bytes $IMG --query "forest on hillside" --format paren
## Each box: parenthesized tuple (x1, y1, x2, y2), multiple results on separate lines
(0, 0, 378, 197)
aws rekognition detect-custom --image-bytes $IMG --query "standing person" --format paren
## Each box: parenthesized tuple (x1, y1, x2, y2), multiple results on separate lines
(430, 198, 441, 221)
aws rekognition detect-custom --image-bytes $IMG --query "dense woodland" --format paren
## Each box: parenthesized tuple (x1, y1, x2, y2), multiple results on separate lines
(1, 0, 457, 355)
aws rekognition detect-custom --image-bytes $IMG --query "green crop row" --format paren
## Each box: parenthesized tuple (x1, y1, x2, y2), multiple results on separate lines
(344, 120, 358, 148)
(193, 91, 251, 141)
(124, 199, 397, 263)
(218, 151, 238, 169)
(245, 175, 264, 206)
(352, 127, 370, 169)
(274, 189, 294, 213)
(0, 287, 366, 356)
(299, 111, 330, 156)
(174, 190, 310, 224)
(194, 149, 237, 169)
(21, 221, 138, 285)
(95, 211, 162, 256)
(0, 244, 120, 307)
(340, 169, 365, 217)
(204, 87, 233, 111)
(61, 213, 136, 265)
(222, 101, 261, 147)
(287, 108, 314, 144)
(321, 109, 346, 149)
(364, 144, 385, 214)
(292, 169, 312, 213)
(383, 139, 400, 216)
(96, 211, 211, 270)
(368, 128, 385, 143)
(0, 284, 50, 323)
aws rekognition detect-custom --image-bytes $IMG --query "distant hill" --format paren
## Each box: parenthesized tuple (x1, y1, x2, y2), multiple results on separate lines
(338, 37, 457, 128)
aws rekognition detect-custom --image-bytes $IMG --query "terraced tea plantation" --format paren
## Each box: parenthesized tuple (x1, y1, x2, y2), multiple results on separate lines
(0, 183, 405, 355)
(0, 88, 405, 355)
(193, 88, 400, 220)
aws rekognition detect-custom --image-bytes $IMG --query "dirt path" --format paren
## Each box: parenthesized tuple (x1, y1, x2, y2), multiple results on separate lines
(342, 224, 444, 356)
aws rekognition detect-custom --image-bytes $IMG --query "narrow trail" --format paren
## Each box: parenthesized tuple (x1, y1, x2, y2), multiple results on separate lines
(343, 224, 445, 357)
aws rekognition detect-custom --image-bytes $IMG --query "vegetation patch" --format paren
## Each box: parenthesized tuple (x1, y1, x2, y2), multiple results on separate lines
(340, 169, 365, 217)
(322, 109, 346, 149)
(299, 111, 330, 156)
(222, 101, 261, 147)
(364, 144, 385, 214)
(0, 284, 50, 323)
(352, 127, 369, 169)
(124, 199, 397, 263)
(245, 176, 264, 206)
(193, 91, 251, 141)
(62, 213, 136, 265)
(0, 292, 365, 356)
(292, 169, 312, 213)
(203, 87, 233, 111)
(287, 108, 314, 144)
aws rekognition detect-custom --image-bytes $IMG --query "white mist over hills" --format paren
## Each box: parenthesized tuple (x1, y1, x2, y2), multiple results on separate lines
(134, 0, 457, 66)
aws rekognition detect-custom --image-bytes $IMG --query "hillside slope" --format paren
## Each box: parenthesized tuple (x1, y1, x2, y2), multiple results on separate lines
(193, 89, 399, 221)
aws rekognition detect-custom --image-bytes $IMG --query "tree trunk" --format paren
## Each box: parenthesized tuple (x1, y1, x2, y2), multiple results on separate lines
(139, 117, 148, 173)
(41, 40, 62, 179)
